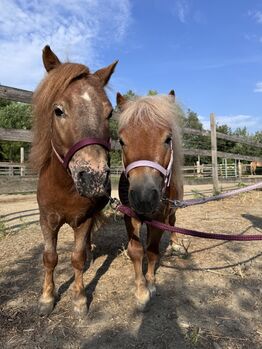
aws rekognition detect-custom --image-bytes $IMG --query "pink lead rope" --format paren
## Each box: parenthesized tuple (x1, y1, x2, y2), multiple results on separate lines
(116, 203, 262, 241)
(115, 180, 262, 241)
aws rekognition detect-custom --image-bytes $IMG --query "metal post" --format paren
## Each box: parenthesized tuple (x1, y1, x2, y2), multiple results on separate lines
(210, 113, 219, 193)
(20, 147, 25, 176)
(225, 158, 228, 179)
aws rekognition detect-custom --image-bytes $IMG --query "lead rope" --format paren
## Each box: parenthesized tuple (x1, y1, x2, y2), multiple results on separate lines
(162, 181, 262, 208)
(107, 181, 262, 241)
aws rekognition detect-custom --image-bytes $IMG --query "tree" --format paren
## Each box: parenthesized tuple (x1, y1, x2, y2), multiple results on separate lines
(147, 90, 158, 96)
(230, 127, 252, 158)
(109, 118, 118, 140)
(216, 124, 234, 154)
(0, 101, 32, 161)
(123, 90, 137, 99)
(0, 98, 12, 108)
(182, 109, 210, 164)
(254, 131, 262, 144)
(183, 109, 203, 130)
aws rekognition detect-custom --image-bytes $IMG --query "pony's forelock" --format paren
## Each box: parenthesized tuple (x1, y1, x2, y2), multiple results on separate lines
(118, 95, 179, 131)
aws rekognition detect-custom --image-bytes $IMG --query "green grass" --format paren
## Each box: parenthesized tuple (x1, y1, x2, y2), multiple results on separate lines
(0, 218, 7, 237)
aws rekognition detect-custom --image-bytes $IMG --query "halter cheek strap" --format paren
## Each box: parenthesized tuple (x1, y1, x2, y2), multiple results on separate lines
(51, 138, 111, 170)
(124, 143, 174, 187)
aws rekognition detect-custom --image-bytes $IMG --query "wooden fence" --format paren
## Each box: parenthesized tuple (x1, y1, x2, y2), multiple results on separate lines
(0, 162, 253, 179)
(1, 84, 262, 191)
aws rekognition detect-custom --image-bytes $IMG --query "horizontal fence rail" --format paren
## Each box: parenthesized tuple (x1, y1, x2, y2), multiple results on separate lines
(0, 133, 262, 163)
(183, 127, 262, 148)
(1, 84, 262, 192)
(0, 85, 32, 104)
(0, 162, 257, 179)
(0, 128, 32, 142)
(0, 162, 36, 176)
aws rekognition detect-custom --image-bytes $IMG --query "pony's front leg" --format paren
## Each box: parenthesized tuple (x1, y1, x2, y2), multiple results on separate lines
(71, 218, 93, 316)
(39, 215, 60, 316)
(146, 226, 163, 297)
(125, 216, 150, 309)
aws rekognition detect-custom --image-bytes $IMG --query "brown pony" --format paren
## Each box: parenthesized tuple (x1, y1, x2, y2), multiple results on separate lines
(30, 46, 117, 316)
(117, 91, 183, 309)
(250, 161, 262, 175)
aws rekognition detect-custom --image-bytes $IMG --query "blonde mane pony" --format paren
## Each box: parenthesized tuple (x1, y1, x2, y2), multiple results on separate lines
(118, 95, 183, 189)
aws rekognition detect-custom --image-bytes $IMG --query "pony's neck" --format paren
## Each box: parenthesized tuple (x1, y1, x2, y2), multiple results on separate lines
(49, 152, 76, 191)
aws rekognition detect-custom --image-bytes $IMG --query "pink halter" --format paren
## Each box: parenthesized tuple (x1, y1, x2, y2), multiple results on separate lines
(51, 137, 111, 170)
(124, 143, 173, 187)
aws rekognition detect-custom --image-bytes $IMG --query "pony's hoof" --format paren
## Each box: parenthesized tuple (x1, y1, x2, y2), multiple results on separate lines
(73, 298, 88, 317)
(39, 299, 55, 317)
(166, 242, 186, 256)
(148, 284, 157, 298)
(74, 304, 88, 318)
(135, 288, 150, 312)
(136, 299, 150, 312)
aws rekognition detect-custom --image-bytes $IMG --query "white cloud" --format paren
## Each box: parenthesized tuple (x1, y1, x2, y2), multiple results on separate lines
(254, 81, 262, 92)
(248, 10, 262, 23)
(173, 0, 190, 23)
(199, 114, 261, 133)
(0, 0, 131, 90)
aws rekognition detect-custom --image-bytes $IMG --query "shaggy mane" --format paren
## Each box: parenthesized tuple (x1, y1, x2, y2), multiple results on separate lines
(30, 63, 89, 172)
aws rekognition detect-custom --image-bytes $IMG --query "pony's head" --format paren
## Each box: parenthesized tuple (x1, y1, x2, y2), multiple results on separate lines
(117, 91, 182, 216)
(31, 46, 118, 198)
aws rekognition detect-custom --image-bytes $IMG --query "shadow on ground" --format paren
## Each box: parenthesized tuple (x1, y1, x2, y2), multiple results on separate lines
(0, 208, 262, 348)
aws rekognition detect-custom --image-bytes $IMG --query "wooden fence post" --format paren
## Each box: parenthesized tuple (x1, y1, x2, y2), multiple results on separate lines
(210, 113, 219, 193)
(238, 160, 242, 179)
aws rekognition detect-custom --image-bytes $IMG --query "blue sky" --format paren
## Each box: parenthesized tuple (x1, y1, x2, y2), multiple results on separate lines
(0, 0, 261, 133)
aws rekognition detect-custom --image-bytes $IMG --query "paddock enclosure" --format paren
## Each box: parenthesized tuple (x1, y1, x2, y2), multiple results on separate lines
(0, 188, 262, 349)
(0, 85, 262, 348)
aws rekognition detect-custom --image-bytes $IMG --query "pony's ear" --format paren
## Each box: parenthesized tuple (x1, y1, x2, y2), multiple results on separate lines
(116, 92, 127, 110)
(94, 60, 118, 86)
(42, 45, 61, 72)
(169, 90, 175, 98)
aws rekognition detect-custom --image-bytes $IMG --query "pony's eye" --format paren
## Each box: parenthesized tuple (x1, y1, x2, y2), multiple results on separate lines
(119, 138, 125, 146)
(165, 136, 172, 145)
(54, 106, 64, 117)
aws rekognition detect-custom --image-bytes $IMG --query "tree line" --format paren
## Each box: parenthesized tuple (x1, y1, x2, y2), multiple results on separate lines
(0, 92, 262, 165)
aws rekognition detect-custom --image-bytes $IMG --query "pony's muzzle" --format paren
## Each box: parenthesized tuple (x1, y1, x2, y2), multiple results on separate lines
(75, 166, 110, 197)
(129, 185, 160, 215)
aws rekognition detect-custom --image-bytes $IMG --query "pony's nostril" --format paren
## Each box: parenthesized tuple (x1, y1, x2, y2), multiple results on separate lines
(78, 171, 85, 179)
(151, 189, 159, 202)
(78, 171, 88, 182)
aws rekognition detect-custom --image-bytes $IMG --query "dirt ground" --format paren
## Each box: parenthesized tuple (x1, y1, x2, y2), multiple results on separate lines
(0, 186, 262, 349)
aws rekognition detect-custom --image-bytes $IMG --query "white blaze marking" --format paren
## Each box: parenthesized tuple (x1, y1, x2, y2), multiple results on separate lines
(81, 92, 91, 102)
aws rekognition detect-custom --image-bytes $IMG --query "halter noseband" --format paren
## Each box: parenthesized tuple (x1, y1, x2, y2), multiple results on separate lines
(51, 137, 111, 170)
(124, 143, 173, 187)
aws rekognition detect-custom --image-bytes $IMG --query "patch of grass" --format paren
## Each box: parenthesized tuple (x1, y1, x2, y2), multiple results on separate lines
(0, 218, 7, 237)
(18, 216, 31, 230)
(185, 326, 201, 346)
(191, 190, 205, 199)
